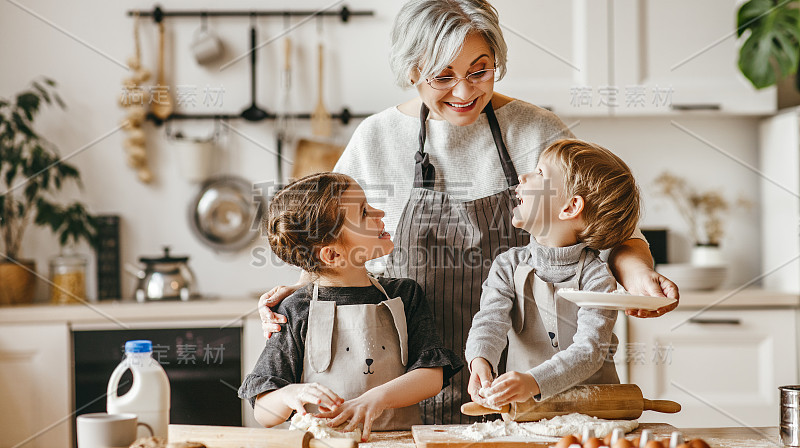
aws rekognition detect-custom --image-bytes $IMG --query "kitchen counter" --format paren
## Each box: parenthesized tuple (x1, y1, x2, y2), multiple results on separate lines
(363, 425, 782, 448)
(0, 288, 796, 326)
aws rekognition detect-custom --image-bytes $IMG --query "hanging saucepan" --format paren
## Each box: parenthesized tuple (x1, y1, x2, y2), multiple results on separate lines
(189, 175, 262, 252)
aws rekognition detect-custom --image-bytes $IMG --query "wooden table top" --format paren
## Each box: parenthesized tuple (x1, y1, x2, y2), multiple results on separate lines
(364, 425, 783, 448)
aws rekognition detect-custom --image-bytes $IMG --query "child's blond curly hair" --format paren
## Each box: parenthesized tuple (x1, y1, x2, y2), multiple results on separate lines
(541, 139, 640, 251)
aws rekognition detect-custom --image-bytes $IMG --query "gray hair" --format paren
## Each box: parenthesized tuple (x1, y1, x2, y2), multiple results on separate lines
(390, 0, 508, 89)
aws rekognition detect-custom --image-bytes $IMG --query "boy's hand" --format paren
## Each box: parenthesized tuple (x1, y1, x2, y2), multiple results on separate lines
(467, 358, 494, 405)
(279, 383, 343, 416)
(483, 371, 540, 407)
(315, 388, 387, 442)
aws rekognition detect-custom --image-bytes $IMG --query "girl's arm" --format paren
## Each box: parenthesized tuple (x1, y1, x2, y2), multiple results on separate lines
(259, 270, 312, 338)
(254, 383, 343, 428)
(317, 367, 443, 441)
(608, 238, 680, 318)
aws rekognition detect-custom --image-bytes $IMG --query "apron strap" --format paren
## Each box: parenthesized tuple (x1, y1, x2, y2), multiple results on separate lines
(413, 100, 519, 189)
(512, 261, 534, 333)
(307, 283, 335, 373)
(368, 276, 409, 366)
(414, 103, 436, 189)
(573, 249, 589, 288)
(483, 103, 519, 187)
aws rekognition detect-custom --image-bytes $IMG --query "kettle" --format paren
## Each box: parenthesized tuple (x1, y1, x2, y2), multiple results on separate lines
(129, 247, 198, 302)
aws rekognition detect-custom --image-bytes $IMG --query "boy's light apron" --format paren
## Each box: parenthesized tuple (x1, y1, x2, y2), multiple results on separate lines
(509, 249, 619, 385)
(302, 276, 422, 430)
(384, 101, 529, 424)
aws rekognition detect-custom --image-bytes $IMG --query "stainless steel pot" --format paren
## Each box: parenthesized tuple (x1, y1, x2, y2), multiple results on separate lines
(131, 247, 198, 302)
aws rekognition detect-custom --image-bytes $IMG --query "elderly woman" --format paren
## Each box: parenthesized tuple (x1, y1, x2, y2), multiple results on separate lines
(259, 0, 679, 425)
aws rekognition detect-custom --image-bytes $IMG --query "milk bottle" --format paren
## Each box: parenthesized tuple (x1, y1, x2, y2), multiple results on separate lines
(107, 340, 170, 438)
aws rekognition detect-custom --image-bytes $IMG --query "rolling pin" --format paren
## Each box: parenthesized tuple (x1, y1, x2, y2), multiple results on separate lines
(168, 424, 358, 448)
(461, 384, 681, 422)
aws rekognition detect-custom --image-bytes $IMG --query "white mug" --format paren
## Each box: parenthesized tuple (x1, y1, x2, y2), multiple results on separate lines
(191, 27, 223, 65)
(76, 413, 153, 448)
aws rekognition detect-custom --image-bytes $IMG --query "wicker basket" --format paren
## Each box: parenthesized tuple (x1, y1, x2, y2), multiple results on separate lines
(0, 260, 37, 305)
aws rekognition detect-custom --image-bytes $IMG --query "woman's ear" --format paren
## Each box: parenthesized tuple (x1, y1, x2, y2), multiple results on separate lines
(559, 195, 585, 220)
(318, 245, 340, 267)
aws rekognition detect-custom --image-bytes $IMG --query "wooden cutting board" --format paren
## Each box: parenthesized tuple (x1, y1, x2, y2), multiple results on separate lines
(411, 423, 679, 448)
(168, 424, 356, 448)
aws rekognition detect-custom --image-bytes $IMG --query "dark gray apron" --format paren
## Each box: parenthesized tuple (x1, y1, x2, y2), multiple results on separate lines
(384, 101, 529, 424)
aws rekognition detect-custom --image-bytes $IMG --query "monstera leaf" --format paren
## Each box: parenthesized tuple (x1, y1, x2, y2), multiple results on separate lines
(737, 0, 800, 89)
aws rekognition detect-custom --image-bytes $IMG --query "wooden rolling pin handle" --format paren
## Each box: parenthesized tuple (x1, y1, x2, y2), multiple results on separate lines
(643, 398, 682, 414)
(309, 438, 357, 448)
(461, 401, 511, 416)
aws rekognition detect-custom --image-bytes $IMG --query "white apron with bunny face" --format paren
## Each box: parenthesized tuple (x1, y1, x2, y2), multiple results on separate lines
(301, 276, 422, 430)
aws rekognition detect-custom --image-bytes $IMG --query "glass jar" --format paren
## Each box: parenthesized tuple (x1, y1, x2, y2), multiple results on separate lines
(50, 249, 87, 304)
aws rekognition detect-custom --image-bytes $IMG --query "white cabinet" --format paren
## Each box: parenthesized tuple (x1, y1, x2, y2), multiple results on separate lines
(0, 323, 71, 448)
(759, 109, 800, 293)
(627, 308, 797, 428)
(612, 0, 775, 115)
(495, 0, 611, 116)
(242, 317, 266, 428)
(497, 0, 775, 115)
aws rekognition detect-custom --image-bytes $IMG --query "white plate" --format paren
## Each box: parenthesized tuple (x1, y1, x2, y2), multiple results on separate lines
(557, 290, 677, 311)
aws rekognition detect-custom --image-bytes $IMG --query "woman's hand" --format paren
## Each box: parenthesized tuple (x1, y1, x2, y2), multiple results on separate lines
(315, 388, 388, 442)
(483, 371, 540, 407)
(277, 383, 343, 416)
(622, 266, 680, 318)
(467, 358, 494, 405)
(258, 285, 298, 339)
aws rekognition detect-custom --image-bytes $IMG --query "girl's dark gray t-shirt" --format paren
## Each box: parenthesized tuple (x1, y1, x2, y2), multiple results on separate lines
(238, 277, 463, 407)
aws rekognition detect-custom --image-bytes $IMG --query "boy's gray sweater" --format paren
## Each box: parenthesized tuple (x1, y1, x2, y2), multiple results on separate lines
(464, 240, 619, 400)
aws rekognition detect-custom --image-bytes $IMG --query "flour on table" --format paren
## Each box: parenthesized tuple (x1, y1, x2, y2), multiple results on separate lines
(520, 413, 638, 438)
(461, 420, 532, 441)
(462, 413, 637, 440)
(290, 413, 362, 441)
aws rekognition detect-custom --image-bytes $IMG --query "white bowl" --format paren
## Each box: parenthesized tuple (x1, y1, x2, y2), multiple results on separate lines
(655, 263, 727, 291)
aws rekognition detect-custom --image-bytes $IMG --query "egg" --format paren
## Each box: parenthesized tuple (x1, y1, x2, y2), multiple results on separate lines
(645, 441, 664, 448)
(630, 437, 640, 447)
(556, 435, 580, 448)
(612, 439, 634, 448)
(687, 440, 710, 448)
(583, 437, 603, 448)
(603, 433, 614, 446)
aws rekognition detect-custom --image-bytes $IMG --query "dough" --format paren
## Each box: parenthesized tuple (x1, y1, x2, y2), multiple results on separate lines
(462, 413, 638, 440)
(290, 413, 362, 441)
(477, 386, 502, 411)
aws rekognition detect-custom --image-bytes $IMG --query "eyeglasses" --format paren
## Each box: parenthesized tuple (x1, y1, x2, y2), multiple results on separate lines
(421, 68, 497, 90)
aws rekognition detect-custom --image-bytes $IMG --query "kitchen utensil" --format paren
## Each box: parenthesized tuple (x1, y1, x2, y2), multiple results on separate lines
(76, 413, 151, 448)
(781, 385, 800, 447)
(292, 138, 346, 179)
(555, 290, 677, 311)
(191, 14, 223, 65)
(189, 175, 261, 252)
(655, 263, 727, 291)
(461, 384, 681, 421)
(168, 424, 357, 448)
(411, 423, 679, 448)
(311, 19, 332, 137)
(128, 247, 198, 302)
(241, 19, 268, 122)
(275, 24, 292, 186)
(151, 21, 174, 120)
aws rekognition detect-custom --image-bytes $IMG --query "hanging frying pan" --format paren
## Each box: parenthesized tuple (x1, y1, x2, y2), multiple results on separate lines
(189, 175, 262, 252)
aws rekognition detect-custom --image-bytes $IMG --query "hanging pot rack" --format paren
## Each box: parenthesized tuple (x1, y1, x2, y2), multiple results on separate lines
(126, 5, 375, 126)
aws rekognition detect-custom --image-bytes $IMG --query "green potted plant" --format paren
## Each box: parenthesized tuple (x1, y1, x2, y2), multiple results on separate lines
(736, 0, 800, 106)
(0, 78, 97, 305)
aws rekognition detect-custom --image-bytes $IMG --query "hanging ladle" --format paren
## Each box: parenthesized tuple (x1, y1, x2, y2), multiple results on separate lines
(241, 15, 268, 122)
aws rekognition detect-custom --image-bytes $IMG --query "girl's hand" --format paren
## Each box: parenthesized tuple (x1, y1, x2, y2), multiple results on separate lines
(467, 358, 494, 405)
(279, 383, 343, 416)
(484, 371, 540, 407)
(623, 267, 680, 318)
(315, 389, 387, 442)
(258, 285, 298, 338)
